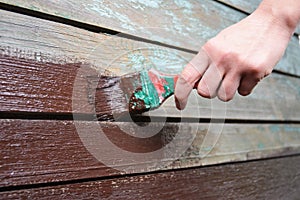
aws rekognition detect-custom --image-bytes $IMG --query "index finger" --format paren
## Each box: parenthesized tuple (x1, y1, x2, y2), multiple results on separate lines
(175, 49, 210, 110)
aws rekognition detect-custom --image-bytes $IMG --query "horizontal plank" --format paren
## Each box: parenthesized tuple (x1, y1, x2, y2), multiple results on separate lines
(1, 10, 300, 120)
(1, 155, 300, 199)
(1, 1, 300, 76)
(1, 119, 300, 187)
(1, 54, 300, 120)
(218, 0, 260, 13)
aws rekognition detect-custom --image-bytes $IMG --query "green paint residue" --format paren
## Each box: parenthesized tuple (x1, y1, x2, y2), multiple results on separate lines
(134, 70, 160, 109)
(162, 77, 175, 98)
(257, 143, 265, 149)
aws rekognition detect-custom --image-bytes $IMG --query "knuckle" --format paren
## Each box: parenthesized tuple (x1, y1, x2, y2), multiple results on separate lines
(247, 65, 261, 75)
(181, 67, 199, 85)
(264, 68, 272, 77)
(217, 52, 239, 68)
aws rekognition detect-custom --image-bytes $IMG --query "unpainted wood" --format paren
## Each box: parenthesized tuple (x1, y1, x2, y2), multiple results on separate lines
(1, 156, 300, 199)
(1, 1, 300, 76)
(219, 0, 260, 13)
(1, 10, 300, 120)
(0, 119, 300, 187)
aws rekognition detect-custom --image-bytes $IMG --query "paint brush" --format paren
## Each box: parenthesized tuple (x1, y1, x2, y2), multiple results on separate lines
(128, 68, 179, 114)
(90, 68, 180, 119)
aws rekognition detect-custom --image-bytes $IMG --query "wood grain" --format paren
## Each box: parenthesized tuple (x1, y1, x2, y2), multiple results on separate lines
(1, 54, 300, 120)
(1, 10, 300, 120)
(218, 0, 260, 13)
(1, 119, 300, 188)
(1, 155, 299, 199)
(1, 1, 300, 76)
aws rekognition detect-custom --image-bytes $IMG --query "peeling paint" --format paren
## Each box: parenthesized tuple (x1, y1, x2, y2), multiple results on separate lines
(174, 0, 193, 15)
(88, 1, 136, 31)
(127, 0, 163, 8)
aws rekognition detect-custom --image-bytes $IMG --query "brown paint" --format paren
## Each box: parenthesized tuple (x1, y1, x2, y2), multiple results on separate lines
(128, 87, 148, 114)
(0, 54, 139, 120)
(1, 156, 300, 199)
(0, 54, 90, 113)
(2, 52, 300, 121)
(0, 119, 179, 187)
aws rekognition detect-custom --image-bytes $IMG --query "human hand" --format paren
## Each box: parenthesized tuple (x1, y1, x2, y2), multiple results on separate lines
(175, 8, 294, 110)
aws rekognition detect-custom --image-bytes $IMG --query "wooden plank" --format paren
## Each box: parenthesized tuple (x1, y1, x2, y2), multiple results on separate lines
(1, 10, 300, 120)
(218, 0, 300, 34)
(1, 119, 300, 187)
(1, 1, 300, 76)
(1, 155, 300, 199)
(218, 0, 260, 13)
(1, 54, 300, 120)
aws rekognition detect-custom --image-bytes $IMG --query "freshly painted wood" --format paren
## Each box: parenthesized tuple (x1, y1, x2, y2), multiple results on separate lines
(1, 1, 300, 76)
(0, 119, 300, 187)
(1, 10, 300, 120)
(1, 54, 300, 120)
(1, 156, 300, 199)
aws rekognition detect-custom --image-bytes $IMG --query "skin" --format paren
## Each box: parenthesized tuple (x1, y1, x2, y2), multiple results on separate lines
(175, 0, 300, 110)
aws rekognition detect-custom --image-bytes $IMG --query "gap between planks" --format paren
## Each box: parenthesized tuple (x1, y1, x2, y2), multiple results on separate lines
(1, 119, 300, 188)
(0, 0, 299, 72)
(0, 2, 196, 54)
(1, 155, 300, 199)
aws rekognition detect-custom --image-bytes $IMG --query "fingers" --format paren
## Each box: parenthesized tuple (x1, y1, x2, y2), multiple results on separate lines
(238, 75, 259, 96)
(175, 48, 264, 110)
(197, 63, 223, 99)
(174, 75, 194, 110)
(217, 73, 241, 101)
(180, 49, 210, 85)
(175, 50, 210, 110)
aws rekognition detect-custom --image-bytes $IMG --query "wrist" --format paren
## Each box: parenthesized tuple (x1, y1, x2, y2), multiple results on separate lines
(256, 0, 300, 35)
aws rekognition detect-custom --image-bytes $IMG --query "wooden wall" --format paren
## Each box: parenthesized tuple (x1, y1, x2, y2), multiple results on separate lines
(0, 0, 300, 199)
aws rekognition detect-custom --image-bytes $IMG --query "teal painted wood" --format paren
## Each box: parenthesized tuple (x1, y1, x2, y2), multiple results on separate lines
(218, 0, 260, 13)
(1, 0, 300, 76)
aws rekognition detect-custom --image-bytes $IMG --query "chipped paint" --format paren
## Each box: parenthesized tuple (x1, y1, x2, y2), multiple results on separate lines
(127, 0, 163, 8)
(88, 1, 136, 31)
(174, 0, 193, 15)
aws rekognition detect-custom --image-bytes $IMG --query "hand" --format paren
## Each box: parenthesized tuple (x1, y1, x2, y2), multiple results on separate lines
(175, 8, 294, 110)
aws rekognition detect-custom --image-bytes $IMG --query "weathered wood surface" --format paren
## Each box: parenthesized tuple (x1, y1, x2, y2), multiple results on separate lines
(1, 119, 300, 188)
(1, 1, 300, 76)
(1, 10, 300, 120)
(218, 0, 260, 13)
(1, 155, 299, 199)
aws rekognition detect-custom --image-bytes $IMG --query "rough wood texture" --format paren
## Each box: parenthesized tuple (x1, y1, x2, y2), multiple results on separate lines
(219, 0, 260, 13)
(1, 10, 300, 120)
(1, 155, 300, 199)
(1, 1, 300, 76)
(1, 54, 300, 120)
(1, 119, 300, 188)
